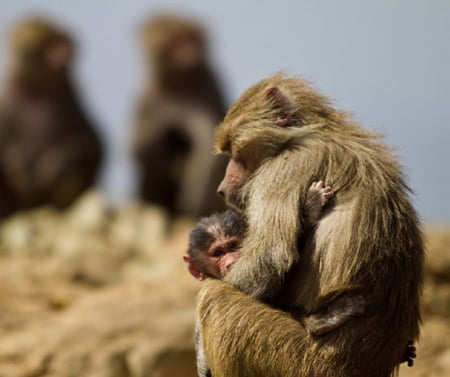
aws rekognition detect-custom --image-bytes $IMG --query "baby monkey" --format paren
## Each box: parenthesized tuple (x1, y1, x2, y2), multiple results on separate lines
(184, 181, 366, 337)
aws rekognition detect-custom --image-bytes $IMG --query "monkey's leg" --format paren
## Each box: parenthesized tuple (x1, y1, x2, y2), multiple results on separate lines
(303, 294, 365, 337)
(194, 321, 212, 377)
(197, 279, 312, 377)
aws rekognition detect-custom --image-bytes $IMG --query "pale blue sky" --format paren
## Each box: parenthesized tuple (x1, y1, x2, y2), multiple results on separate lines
(0, 0, 449, 223)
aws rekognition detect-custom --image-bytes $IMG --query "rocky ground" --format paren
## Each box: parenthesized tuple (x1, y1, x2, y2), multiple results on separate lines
(0, 191, 448, 377)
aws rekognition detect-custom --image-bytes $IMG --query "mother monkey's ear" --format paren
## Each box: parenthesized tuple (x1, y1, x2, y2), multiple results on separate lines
(265, 86, 293, 127)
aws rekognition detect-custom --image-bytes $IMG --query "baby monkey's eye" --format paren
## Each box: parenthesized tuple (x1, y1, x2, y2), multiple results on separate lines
(211, 247, 226, 258)
(227, 240, 241, 251)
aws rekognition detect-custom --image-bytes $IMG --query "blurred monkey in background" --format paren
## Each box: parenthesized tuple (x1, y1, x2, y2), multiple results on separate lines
(0, 17, 103, 218)
(132, 14, 227, 218)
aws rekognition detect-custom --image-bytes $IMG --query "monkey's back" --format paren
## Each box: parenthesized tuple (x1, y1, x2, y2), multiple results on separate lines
(287, 125, 424, 377)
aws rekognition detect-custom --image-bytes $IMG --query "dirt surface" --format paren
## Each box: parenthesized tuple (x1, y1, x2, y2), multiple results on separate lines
(0, 192, 200, 377)
(0, 191, 448, 376)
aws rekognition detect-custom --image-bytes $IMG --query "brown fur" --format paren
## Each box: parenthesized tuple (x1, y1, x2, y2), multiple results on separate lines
(132, 14, 227, 217)
(189, 205, 364, 377)
(0, 18, 103, 217)
(188, 208, 364, 334)
(197, 73, 424, 377)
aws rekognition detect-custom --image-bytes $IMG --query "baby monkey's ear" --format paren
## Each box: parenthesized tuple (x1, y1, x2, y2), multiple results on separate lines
(183, 254, 205, 281)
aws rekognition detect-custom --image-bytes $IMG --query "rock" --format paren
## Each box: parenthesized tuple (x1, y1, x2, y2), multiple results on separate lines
(425, 227, 450, 283)
(0, 196, 200, 376)
(0, 207, 59, 256)
(0, 258, 199, 377)
(109, 201, 168, 257)
(423, 283, 450, 317)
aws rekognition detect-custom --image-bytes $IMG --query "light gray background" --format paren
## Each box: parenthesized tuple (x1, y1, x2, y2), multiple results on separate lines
(0, 0, 448, 223)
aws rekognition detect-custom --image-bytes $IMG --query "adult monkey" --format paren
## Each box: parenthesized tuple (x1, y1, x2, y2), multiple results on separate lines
(0, 18, 103, 216)
(196, 73, 423, 377)
(132, 14, 227, 217)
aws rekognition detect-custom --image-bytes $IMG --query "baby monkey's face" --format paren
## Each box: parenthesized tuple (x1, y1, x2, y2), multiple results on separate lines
(184, 209, 246, 281)
(204, 236, 241, 279)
